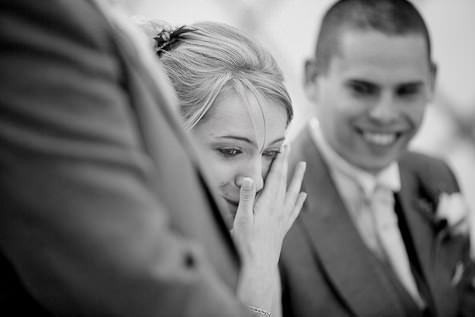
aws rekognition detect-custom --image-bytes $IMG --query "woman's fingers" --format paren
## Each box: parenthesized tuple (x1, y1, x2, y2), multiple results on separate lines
(290, 192, 307, 226)
(259, 144, 289, 203)
(285, 161, 306, 208)
(234, 177, 256, 227)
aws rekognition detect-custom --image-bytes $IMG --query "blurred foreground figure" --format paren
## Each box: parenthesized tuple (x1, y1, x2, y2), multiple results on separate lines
(280, 0, 475, 316)
(0, 1, 254, 316)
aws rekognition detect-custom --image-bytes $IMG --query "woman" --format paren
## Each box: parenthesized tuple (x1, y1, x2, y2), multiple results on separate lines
(138, 19, 306, 317)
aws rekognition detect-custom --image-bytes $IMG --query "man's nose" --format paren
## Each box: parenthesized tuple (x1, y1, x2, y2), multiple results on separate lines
(369, 92, 399, 122)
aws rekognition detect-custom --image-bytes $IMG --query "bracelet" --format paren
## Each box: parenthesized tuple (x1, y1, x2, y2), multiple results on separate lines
(247, 305, 272, 317)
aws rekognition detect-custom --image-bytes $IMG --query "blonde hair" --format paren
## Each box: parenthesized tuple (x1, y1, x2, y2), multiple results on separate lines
(158, 22, 293, 130)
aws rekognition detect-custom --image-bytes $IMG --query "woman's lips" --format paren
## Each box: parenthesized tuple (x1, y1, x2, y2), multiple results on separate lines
(223, 197, 239, 207)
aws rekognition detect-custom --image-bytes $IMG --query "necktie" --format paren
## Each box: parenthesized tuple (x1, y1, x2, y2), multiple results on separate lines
(370, 185, 426, 309)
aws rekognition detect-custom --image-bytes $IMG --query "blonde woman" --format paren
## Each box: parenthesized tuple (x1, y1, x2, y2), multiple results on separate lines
(137, 19, 307, 317)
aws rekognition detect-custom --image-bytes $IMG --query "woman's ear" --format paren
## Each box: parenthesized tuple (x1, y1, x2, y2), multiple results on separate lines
(304, 58, 320, 102)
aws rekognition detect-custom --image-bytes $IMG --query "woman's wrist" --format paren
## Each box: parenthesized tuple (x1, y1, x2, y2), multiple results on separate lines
(238, 264, 277, 312)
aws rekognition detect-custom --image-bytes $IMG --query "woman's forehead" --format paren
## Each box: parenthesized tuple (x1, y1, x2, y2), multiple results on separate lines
(197, 90, 287, 148)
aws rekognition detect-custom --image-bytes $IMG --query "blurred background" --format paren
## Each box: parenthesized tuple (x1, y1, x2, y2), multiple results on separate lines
(130, 0, 475, 218)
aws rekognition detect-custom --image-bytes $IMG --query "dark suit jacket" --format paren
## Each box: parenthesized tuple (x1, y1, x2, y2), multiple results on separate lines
(281, 127, 475, 317)
(0, 1, 249, 316)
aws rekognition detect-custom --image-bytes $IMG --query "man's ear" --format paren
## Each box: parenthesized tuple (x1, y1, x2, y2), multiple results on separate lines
(429, 61, 438, 93)
(304, 58, 321, 102)
(424, 61, 438, 102)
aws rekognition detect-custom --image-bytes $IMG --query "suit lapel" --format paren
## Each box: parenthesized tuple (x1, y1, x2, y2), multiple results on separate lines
(293, 128, 406, 316)
(397, 158, 457, 316)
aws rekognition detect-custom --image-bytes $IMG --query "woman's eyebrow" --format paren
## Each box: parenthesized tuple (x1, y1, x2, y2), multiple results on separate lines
(268, 137, 285, 145)
(216, 135, 255, 145)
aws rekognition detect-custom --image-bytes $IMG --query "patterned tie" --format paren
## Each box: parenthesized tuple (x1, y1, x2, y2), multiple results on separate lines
(370, 184, 426, 309)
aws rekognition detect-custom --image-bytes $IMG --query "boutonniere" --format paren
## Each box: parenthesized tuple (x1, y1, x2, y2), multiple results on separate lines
(435, 192, 471, 238)
(436, 192, 475, 266)
(417, 192, 471, 241)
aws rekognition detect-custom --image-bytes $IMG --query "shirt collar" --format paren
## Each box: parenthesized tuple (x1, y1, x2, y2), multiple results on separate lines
(308, 118, 401, 198)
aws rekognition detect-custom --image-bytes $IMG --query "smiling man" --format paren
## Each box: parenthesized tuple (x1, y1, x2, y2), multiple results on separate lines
(280, 0, 475, 316)
(313, 29, 433, 174)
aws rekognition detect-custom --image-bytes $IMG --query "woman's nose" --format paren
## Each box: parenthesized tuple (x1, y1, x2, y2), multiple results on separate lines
(235, 160, 264, 193)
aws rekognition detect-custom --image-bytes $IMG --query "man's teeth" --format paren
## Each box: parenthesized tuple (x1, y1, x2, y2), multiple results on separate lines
(362, 132, 397, 145)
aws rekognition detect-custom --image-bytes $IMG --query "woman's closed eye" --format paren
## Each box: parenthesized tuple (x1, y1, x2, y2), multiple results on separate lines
(216, 147, 243, 158)
(262, 149, 281, 160)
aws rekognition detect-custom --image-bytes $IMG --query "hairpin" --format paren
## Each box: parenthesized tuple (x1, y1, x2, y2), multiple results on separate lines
(154, 25, 196, 57)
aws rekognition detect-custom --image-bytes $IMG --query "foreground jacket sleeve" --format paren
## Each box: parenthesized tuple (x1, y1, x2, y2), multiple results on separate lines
(0, 1, 248, 316)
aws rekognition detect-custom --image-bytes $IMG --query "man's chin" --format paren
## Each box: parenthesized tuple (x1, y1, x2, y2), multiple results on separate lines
(350, 139, 409, 173)
(352, 155, 398, 174)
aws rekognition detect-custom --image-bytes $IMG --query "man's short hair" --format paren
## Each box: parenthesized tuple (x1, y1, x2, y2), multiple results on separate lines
(315, 0, 432, 73)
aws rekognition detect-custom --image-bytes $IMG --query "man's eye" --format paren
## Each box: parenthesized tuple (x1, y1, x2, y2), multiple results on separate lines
(347, 81, 376, 96)
(397, 84, 421, 97)
(217, 148, 241, 157)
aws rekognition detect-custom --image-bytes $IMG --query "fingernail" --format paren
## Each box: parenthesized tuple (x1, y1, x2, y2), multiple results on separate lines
(281, 143, 287, 153)
(242, 177, 254, 189)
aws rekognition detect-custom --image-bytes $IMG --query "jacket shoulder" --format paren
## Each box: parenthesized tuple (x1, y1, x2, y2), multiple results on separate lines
(400, 150, 459, 194)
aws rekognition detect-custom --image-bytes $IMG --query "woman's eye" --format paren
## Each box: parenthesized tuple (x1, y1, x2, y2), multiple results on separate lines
(263, 150, 280, 160)
(217, 148, 242, 157)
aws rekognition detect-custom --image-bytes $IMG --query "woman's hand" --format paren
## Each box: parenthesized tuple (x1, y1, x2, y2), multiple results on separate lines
(232, 144, 306, 266)
(232, 144, 306, 313)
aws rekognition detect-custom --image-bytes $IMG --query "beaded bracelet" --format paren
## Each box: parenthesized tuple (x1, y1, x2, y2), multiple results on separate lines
(247, 305, 272, 317)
